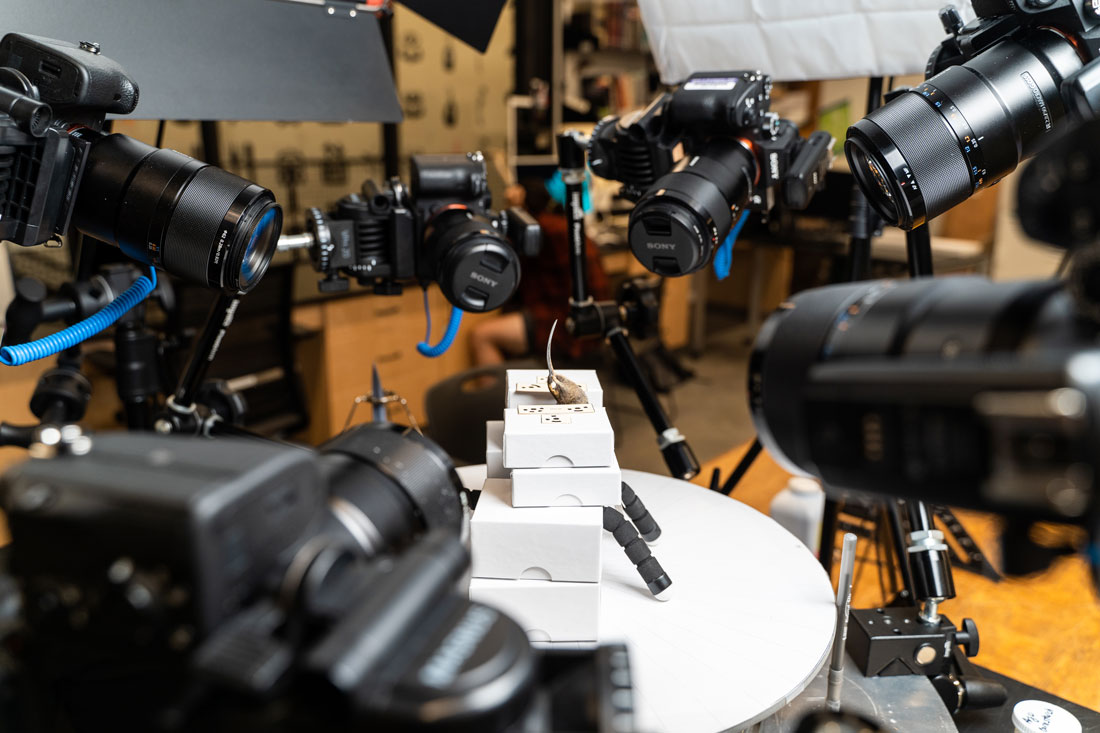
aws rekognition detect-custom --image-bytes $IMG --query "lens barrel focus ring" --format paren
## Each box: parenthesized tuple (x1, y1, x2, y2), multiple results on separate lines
(163, 167, 252, 290)
(847, 93, 971, 229)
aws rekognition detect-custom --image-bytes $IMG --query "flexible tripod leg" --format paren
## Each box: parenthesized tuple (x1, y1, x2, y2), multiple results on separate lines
(603, 506, 672, 600)
(621, 481, 661, 542)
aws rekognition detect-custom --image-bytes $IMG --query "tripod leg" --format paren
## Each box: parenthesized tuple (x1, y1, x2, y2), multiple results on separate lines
(606, 328, 699, 480)
(621, 481, 661, 542)
(820, 495, 840, 574)
(718, 438, 763, 495)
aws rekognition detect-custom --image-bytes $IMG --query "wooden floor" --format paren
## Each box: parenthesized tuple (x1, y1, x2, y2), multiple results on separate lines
(696, 443, 1100, 711)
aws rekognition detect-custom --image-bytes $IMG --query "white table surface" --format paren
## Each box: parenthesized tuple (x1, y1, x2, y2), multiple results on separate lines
(457, 465, 837, 733)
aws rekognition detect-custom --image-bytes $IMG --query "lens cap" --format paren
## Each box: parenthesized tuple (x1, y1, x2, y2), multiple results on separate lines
(440, 239, 520, 313)
(628, 203, 712, 277)
(377, 600, 538, 731)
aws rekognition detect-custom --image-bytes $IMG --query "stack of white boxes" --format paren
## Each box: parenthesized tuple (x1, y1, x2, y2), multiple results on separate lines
(469, 369, 619, 642)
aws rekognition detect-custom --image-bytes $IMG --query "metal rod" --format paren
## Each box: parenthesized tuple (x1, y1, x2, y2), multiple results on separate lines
(820, 495, 840, 573)
(846, 77, 885, 283)
(906, 224, 934, 277)
(606, 329, 699, 480)
(826, 532, 859, 712)
(380, 11, 400, 179)
(907, 499, 934, 532)
(719, 437, 762, 495)
(173, 293, 240, 407)
(277, 232, 315, 252)
(885, 500, 916, 599)
(564, 180, 589, 303)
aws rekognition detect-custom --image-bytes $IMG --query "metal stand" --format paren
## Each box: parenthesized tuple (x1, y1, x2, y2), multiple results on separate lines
(154, 293, 255, 438)
(556, 132, 701, 480)
(1, 263, 165, 432)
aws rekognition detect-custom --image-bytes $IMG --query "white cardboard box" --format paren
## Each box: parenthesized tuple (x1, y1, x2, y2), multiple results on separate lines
(485, 420, 508, 479)
(469, 577, 600, 642)
(506, 369, 604, 409)
(502, 404, 615, 469)
(471, 478, 602, 582)
(511, 456, 621, 507)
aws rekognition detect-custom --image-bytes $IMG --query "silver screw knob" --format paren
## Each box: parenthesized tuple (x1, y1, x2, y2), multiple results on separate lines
(79, 41, 101, 54)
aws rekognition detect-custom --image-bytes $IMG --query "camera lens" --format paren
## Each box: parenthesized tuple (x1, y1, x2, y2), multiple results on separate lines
(845, 30, 1084, 230)
(749, 277, 1077, 486)
(423, 207, 520, 313)
(71, 131, 282, 294)
(627, 138, 755, 276)
(319, 422, 465, 556)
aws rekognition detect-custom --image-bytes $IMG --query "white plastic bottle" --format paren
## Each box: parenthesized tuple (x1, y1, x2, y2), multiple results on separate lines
(1012, 700, 1082, 733)
(769, 476, 826, 556)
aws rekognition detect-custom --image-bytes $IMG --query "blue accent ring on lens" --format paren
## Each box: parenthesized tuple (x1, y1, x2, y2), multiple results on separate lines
(240, 207, 279, 287)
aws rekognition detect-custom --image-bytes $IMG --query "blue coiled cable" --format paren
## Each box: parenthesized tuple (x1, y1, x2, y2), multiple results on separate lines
(417, 287, 463, 358)
(0, 268, 158, 367)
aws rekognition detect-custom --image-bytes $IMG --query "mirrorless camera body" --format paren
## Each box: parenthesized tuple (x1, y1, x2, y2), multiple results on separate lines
(846, 0, 1100, 230)
(587, 71, 833, 277)
(0, 430, 634, 732)
(0, 33, 282, 294)
(296, 152, 541, 314)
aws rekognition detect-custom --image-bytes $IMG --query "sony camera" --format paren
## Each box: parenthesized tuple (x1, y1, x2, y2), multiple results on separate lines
(846, 0, 1100, 230)
(0, 33, 282, 294)
(0, 429, 635, 732)
(284, 153, 542, 314)
(588, 71, 833, 277)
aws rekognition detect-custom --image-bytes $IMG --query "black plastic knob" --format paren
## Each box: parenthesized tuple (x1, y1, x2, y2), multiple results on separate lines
(938, 6, 964, 35)
(955, 617, 979, 657)
(13, 277, 48, 303)
(318, 275, 349, 293)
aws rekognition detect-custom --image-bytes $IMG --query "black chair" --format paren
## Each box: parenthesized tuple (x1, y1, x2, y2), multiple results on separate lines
(425, 365, 512, 465)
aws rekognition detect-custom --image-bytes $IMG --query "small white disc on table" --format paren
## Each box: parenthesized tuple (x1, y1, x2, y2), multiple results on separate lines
(458, 466, 837, 733)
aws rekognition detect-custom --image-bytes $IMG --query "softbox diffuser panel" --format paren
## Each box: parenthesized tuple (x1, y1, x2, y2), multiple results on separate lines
(1, 0, 402, 122)
(637, 0, 975, 84)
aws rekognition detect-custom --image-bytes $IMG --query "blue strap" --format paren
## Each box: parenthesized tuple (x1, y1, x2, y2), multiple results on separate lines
(713, 211, 749, 281)
(1, 268, 158, 366)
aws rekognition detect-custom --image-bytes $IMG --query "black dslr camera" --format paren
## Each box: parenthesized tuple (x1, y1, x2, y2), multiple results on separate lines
(0, 33, 282, 294)
(284, 153, 542, 314)
(0, 430, 635, 732)
(588, 71, 833, 277)
(847, 0, 1100, 230)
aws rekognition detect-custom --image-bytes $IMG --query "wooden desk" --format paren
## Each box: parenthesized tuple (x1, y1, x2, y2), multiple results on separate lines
(696, 443, 1100, 712)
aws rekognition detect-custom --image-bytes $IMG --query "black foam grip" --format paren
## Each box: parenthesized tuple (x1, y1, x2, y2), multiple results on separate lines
(621, 481, 661, 542)
(603, 506, 672, 597)
(636, 557, 663, 585)
(624, 539, 649, 564)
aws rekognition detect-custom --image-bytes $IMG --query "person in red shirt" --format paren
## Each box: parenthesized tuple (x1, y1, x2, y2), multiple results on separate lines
(470, 177, 610, 365)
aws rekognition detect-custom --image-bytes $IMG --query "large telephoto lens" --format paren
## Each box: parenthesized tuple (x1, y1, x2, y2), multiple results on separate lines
(70, 131, 282, 294)
(627, 138, 755, 277)
(845, 29, 1084, 230)
(748, 277, 1093, 507)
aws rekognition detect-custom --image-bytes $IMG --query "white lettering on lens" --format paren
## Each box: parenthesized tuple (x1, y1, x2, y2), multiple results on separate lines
(647, 242, 677, 251)
(470, 271, 498, 288)
(1020, 72, 1051, 131)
